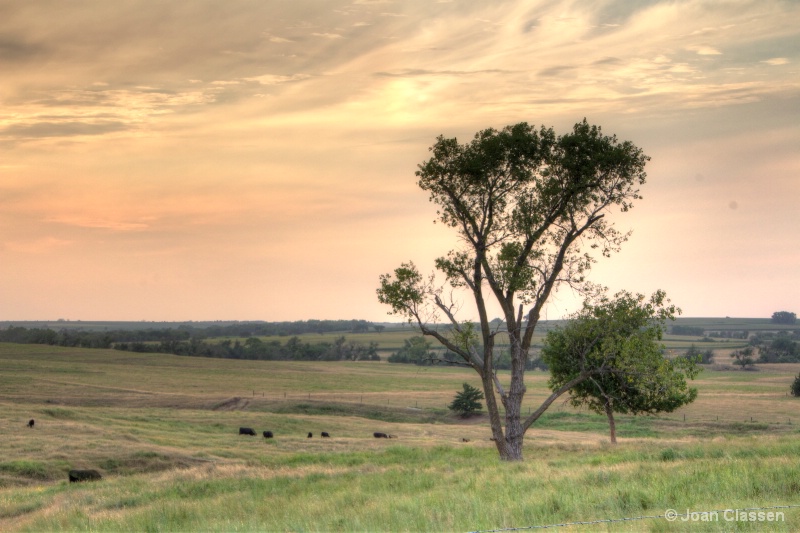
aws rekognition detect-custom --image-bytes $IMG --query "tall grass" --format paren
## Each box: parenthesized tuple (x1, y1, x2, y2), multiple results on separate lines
(5, 438, 800, 531)
(2, 342, 799, 531)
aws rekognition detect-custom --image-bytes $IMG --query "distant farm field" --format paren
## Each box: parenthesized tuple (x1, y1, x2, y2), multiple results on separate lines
(2, 341, 799, 532)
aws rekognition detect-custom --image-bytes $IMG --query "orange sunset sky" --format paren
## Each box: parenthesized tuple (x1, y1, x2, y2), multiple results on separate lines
(1, 0, 798, 322)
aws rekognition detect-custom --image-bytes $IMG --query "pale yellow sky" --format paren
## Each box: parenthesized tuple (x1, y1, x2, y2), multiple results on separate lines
(1, 0, 798, 321)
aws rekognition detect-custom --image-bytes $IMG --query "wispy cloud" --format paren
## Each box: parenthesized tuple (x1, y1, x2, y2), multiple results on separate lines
(45, 216, 151, 232)
(688, 45, 723, 55)
(1, 121, 129, 139)
(0, 0, 798, 321)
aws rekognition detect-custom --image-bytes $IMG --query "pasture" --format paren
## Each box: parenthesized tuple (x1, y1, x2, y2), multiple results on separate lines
(1, 342, 799, 531)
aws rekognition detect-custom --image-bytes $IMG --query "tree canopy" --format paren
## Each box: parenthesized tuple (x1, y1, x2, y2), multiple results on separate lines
(377, 120, 649, 460)
(542, 290, 700, 443)
(771, 311, 797, 325)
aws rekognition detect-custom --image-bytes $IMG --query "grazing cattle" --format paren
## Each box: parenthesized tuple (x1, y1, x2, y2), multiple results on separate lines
(321, 432, 330, 438)
(27, 419, 34, 428)
(68, 469, 102, 483)
(307, 432, 313, 438)
(239, 427, 256, 436)
(461, 438, 471, 442)
(263, 431, 274, 439)
(373, 432, 395, 438)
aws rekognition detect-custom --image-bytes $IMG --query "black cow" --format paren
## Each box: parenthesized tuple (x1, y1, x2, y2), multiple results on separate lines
(239, 427, 256, 436)
(68, 469, 102, 483)
(263, 431, 274, 439)
(307, 432, 313, 438)
(321, 432, 330, 438)
(373, 432, 395, 438)
(27, 419, 34, 428)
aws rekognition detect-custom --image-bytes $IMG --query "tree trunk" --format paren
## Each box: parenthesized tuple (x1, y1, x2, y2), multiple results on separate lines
(604, 400, 617, 444)
(479, 361, 525, 461)
(488, 339, 527, 461)
(481, 369, 508, 457)
(501, 399, 524, 461)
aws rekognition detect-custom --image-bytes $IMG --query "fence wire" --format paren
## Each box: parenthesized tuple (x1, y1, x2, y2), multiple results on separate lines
(468, 504, 800, 532)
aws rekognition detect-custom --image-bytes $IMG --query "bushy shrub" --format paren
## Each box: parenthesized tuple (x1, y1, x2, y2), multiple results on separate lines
(448, 383, 484, 417)
(791, 374, 800, 397)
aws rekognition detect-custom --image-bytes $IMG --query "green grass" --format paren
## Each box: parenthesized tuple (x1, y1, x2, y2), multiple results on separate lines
(4, 439, 800, 531)
(2, 342, 800, 531)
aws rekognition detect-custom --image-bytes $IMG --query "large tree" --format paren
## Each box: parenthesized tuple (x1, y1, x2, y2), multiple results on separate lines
(542, 291, 699, 444)
(771, 311, 797, 325)
(377, 120, 649, 460)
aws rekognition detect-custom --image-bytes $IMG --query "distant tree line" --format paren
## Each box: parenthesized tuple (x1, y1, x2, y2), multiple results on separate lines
(192, 319, 379, 337)
(670, 325, 705, 336)
(0, 320, 379, 347)
(0, 320, 382, 362)
(0, 326, 191, 349)
(749, 332, 800, 363)
(671, 326, 749, 340)
(387, 336, 546, 370)
(707, 330, 749, 339)
(115, 335, 380, 362)
(730, 331, 800, 368)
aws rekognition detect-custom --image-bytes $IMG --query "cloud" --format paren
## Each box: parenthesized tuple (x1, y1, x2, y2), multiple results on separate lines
(1, 0, 798, 321)
(0, 35, 47, 63)
(45, 216, 151, 232)
(0, 121, 129, 139)
(688, 45, 723, 55)
(244, 73, 312, 85)
(537, 65, 576, 77)
(266, 35, 294, 43)
(374, 68, 510, 78)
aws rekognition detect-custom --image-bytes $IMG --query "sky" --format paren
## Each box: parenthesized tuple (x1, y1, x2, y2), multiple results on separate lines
(1, 0, 798, 323)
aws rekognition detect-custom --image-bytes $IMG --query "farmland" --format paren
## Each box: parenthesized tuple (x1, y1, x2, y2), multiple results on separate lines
(1, 322, 799, 531)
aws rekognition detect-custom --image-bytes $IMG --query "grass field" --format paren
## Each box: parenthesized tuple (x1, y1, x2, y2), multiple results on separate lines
(2, 342, 799, 532)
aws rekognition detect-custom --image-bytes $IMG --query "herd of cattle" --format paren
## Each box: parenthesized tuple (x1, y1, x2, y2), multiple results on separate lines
(25, 418, 401, 483)
(239, 427, 397, 439)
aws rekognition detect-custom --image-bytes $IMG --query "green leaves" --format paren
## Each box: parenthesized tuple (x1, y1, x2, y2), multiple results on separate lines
(411, 120, 650, 313)
(448, 382, 485, 417)
(377, 120, 653, 458)
(376, 262, 424, 320)
(542, 290, 698, 418)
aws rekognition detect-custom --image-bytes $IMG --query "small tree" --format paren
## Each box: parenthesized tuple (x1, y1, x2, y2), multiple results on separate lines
(542, 291, 699, 444)
(730, 347, 756, 369)
(791, 374, 800, 397)
(388, 336, 435, 364)
(684, 344, 714, 364)
(449, 383, 485, 417)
